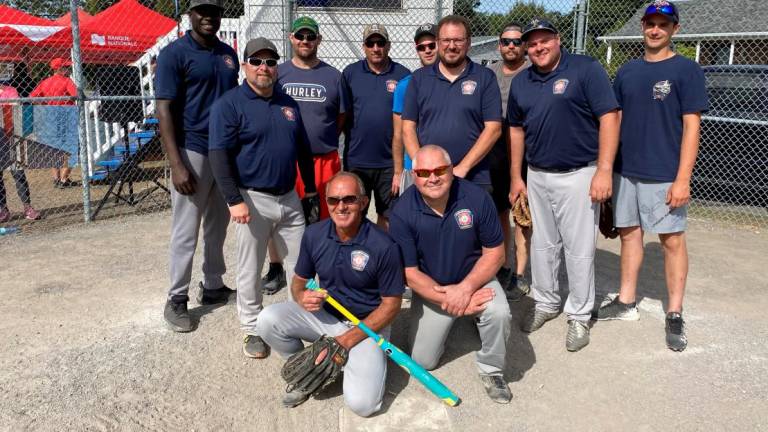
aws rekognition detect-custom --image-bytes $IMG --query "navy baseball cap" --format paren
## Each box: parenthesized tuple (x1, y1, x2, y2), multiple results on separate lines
(642, 0, 679, 23)
(188, 0, 223, 11)
(414, 23, 437, 42)
(521, 18, 558, 41)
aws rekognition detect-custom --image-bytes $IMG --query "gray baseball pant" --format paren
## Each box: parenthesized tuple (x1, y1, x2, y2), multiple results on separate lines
(237, 189, 304, 336)
(408, 279, 511, 376)
(526, 165, 599, 322)
(168, 148, 229, 301)
(256, 301, 389, 417)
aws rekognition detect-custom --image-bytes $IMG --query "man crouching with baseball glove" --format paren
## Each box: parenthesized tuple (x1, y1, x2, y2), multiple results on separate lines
(256, 172, 404, 417)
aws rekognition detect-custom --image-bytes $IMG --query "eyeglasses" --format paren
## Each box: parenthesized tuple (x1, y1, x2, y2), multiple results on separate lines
(247, 57, 278, 67)
(416, 41, 436, 52)
(500, 38, 523, 47)
(326, 195, 363, 206)
(413, 165, 451, 178)
(438, 38, 467, 47)
(293, 32, 318, 42)
(365, 39, 387, 48)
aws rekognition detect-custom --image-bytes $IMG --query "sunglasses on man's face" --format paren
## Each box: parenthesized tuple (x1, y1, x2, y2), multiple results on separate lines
(294, 32, 318, 42)
(500, 38, 523, 47)
(365, 39, 387, 48)
(413, 165, 451, 178)
(247, 57, 278, 67)
(326, 195, 363, 206)
(416, 42, 436, 52)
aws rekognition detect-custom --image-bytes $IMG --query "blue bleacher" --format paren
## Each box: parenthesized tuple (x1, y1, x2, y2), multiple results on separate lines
(91, 119, 158, 181)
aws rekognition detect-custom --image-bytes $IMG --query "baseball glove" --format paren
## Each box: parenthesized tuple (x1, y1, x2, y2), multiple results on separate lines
(301, 194, 320, 226)
(281, 335, 348, 397)
(512, 195, 532, 228)
(599, 201, 619, 239)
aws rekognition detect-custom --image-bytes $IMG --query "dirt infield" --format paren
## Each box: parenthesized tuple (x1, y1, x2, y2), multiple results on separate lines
(1, 213, 766, 431)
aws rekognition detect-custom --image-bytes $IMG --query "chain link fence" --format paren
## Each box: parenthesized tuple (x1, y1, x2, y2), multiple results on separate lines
(1, 0, 766, 237)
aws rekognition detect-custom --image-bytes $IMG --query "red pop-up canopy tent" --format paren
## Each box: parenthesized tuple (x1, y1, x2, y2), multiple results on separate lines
(54, 8, 95, 26)
(0, 5, 69, 61)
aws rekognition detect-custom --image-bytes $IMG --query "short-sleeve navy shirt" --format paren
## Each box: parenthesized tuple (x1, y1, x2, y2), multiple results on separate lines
(208, 82, 311, 192)
(613, 55, 709, 182)
(389, 178, 503, 286)
(507, 50, 618, 170)
(401, 60, 503, 185)
(341, 59, 410, 169)
(155, 32, 239, 155)
(295, 218, 405, 319)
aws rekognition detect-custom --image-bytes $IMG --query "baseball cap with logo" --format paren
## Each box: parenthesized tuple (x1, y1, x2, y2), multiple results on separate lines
(243, 37, 280, 60)
(521, 18, 559, 41)
(188, 0, 223, 11)
(291, 16, 319, 34)
(413, 23, 437, 42)
(363, 23, 389, 41)
(642, 0, 679, 23)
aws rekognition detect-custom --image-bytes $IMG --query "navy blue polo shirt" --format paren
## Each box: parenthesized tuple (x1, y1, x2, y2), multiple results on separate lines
(209, 82, 311, 193)
(507, 50, 618, 170)
(155, 32, 239, 155)
(613, 55, 709, 182)
(389, 178, 503, 286)
(341, 59, 410, 169)
(295, 218, 405, 320)
(401, 60, 503, 185)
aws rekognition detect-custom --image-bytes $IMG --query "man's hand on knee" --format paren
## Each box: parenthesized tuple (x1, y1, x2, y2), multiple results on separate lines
(464, 287, 495, 316)
(433, 283, 473, 316)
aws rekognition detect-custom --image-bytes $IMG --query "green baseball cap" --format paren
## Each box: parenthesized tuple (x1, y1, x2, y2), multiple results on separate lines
(291, 16, 319, 34)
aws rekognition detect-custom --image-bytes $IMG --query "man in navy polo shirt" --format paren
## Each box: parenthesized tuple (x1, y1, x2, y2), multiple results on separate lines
(257, 172, 404, 416)
(389, 145, 512, 404)
(208, 38, 317, 359)
(507, 18, 620, 352)
(155, 0, 239, 333)
(401, 15, 502, 189)
(595, 1, 708, 353)
(341, 23, 410, 229)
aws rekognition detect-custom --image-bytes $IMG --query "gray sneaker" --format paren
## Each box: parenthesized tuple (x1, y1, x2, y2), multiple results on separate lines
(196, 281, 235, 305)
(243, 335, 270, 359)
(480, 375, 512, 404)
(521, 309, 559, 333)
(595, 296, 639, 321)
(164, 300, 192, 333)
(282, 388, 312, 408)
(262, 267, 287, 295)
(566, 319, 590, 352)
(665, 312, 687, 352)
(506, 274, 531, 302)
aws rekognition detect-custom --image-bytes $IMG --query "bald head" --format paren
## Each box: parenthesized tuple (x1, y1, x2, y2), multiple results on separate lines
(413, 145, 452, 170)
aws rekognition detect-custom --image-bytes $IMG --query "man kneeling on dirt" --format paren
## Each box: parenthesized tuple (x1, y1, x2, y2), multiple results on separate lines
(256, 172, 404, 416)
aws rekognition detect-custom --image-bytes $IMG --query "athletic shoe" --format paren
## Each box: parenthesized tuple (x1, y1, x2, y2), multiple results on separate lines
(0, 207, 10, 223)
(521, 309, 559, 333)
(196, 281, 235, 305)
(262, 266, 286, 295)
(566, 319, 590, 352)
(24, 205, 42, 221)
(595, 296, 639, 321)
(506, 274, 531, 302)
(665, 312, 687, 352)
(59, 179, 78, 188)
(164, 300, 192, 333)
(480, 375, 512, 404)
(282, 388, 312, 408)
(243, 335, 270, 359)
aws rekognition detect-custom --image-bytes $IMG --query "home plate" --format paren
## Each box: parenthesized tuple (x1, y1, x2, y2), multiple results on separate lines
(339, 390, 452, 432)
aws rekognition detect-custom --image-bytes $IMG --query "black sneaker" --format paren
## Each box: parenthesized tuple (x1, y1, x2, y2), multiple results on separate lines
(262, 266, 286, 295)
(665, 312, 687, 352)
(480, 375, 512, 404)
(243, 335, 270, 359)
(282, 388, 312, 408)
(595, 296, 639, 321)
(196, 281, 235, 305)
(164, 300, 192, 332)
(506, 274, 531, 302)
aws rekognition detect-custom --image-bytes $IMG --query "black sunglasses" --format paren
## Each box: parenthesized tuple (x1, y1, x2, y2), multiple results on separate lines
(326, 195, 362, 206)
(365, 39, 387, 48)
(247, 57, 278, 67)
(416, 42, 436, 52)
(500, 38, 523, 47)
(294, 32, 318, 42)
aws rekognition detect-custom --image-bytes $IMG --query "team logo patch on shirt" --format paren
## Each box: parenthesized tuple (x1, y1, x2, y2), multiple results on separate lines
(461, 80, 477, 95)
(281, 106, 296, 121)
(386, 80, 398, 93)
(454, 209, 474, 229)
(222, 55, 236, 69)
(653, 80, 672, 101)
(553, 79, 569, 94)
(351, 250, 370, 271)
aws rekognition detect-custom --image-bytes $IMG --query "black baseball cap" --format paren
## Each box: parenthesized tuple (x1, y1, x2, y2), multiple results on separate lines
(188, 0, 223, 11)
(243, 37, 280, 60)
(521, 18, 558, 41)
(414, 23, 437, 42)
(642, 1, 679, 23)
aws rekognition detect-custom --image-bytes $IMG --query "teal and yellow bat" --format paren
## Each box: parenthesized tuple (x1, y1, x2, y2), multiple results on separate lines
(306, 279, 460, 407)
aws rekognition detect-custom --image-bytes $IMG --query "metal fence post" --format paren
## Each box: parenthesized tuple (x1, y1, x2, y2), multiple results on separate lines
(284, 0, 296, 60)
(70, 0, 91, 223)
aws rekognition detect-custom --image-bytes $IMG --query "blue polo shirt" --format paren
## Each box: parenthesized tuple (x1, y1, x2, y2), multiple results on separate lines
(155, 32, 239, 155)
(209, 82, 311, 193)
(389, 178, 503, 286)
(613, 55, 709, 182)
(401, 60, 502, 185)
(277, 60, 343, 155)
(341, 59, 410, 169)
(393, 75, 413, 170)
(507, 50, 618, 170)
(295, 218, 405, 320)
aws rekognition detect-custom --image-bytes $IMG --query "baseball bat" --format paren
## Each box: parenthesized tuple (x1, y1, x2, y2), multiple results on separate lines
(305, 279, 460, 407)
